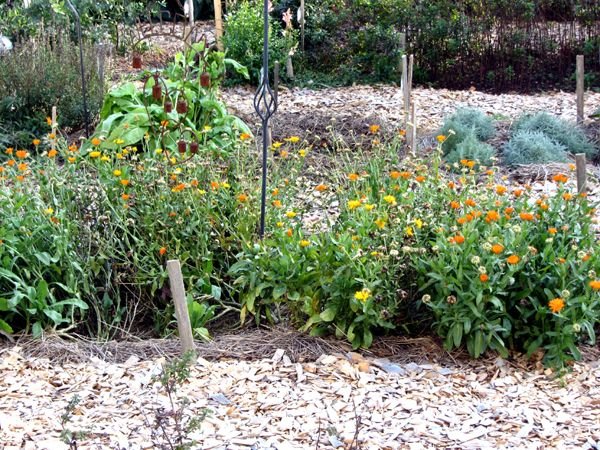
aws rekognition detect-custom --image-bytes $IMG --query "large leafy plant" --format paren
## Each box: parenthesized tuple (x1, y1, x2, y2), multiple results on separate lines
(92, 41, 250, 156)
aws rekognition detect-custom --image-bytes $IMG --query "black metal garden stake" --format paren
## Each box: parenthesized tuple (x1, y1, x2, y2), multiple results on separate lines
(253, 0, 278, 238)
(66, 0, 90, 138)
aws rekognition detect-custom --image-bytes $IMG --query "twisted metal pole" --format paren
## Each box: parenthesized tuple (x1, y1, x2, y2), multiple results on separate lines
(253, 0, 278, 238)
(66, 0, 90, 138)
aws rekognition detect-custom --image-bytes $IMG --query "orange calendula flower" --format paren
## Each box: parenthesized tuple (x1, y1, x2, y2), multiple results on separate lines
(504, 207, 514, 215)
(589, 280, 600, 291)
(16, 150, 28, 159)
(548, 227, 557, 235)
(491, 244, 504, 254)
(68, 144, 78, 152)
(390, 171, 401, 179)
(159, 247, 167, 256)
(479, 273, 489, 282)
(237, 193, 248, 203)
(286, 228, 293, 237)
(168, 212, 177, 217)
(465, 198, 477, 207)
(121, 194, 130, 201)
(348, 173, 360, 182)
(7, 159, 15, 167)
(552, 173, 568, 183)
(447, 181, 455, 189)
(548, 297, 565, 313)
(17, 163, 28, 172)
(240, 133, 251, 140)
(210, 181, 219, 190)
(32, 139, 41, 146)
(507, 254, 520, 265)
(519, 212, 534, 221)
(46, 117, 53, 126)
(272, 199, 282, 208)
(5, 147, 13, 155)
(485, 210, 500, 222)
(15, 175, 24, 182)
(120, 179, 130, 187)
(513, 189, 523, 198)
(562, 193, 573, 201)
(453, 235, 465, 244)
(48, 149, 58, 158)
(190, 179, 199, 188)
(450, 201, 460, 210)
(415, 175, 426, 183)
(315, 184, 328, 192)
(68, 157, 76, 163)
(369, 124, 380, 134)
(436, 135, 446, 143)
(91, 137, 101, 146)
(495, 185, 507, 195)
(398, 129, 406, 137)
(171, 183, 186, 193)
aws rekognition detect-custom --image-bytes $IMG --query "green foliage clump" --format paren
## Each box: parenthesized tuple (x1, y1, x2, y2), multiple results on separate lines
(503, 130, 569, 166)
(513, 112, 597, 158)
(223, 0, 298, 84)
(445, 132, 496, 167)
(440, 108, 496, 154)
(91, 41, 249, 156)
(0, 33, 103, 149)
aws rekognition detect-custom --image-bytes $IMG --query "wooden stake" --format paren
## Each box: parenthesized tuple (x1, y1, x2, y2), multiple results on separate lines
(410, 101, 417, 157)
(401, 55, 409, 132)
(167, 260, 195, 354)
(286, 56, 294, 79)
(576, 55, 584, 124)
(408, 54, 414, 105)
(399, 32, 406, 53)
(575, 153, 587, 194)
(300, 0, 305, 52)
(51, 106, 57, 133)
(214, 0, 224, 51)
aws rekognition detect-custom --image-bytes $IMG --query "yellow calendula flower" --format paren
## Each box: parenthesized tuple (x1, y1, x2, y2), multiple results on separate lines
(285, 136, 300, 143)
(405, 226, 414, 237)
(155, 148, 164, 155)
(354, 288, 371, 302)
(374, 218, 386, 229)
(347, 200, 362, 210)
(272, 141, 283, 149)
(364, 203, 376, 211)
(285, 211, 297, 219)
(276, 221, 284, 228)
(114, 138, 125, 145)
(299, 240, 310, 247)
(203, 125, 212, 132)
(100, 155, 110, 162)
(299, 149, 307, 157)
(414, 218, 423, 229)
(383, 195, 397, 205)
(89, 151, 101, 158)
(44, 207, 54, 215)
(68, 157, 76, 163)
(113, 169, 122, 177)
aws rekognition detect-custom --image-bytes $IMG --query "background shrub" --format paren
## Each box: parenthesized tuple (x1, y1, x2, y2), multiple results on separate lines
(445, 132, 496, 167)
(0, 33, 103, 149)
(223, 0, 297, 84)
(513, 112, 597, 158)
(503, 130, 569, 165)
(440, 108, 496, 154)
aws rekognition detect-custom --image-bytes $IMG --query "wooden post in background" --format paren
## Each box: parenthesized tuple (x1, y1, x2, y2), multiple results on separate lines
(214, 0, 224, 51)
(575, 153, 587, 194)
(300, 0, 305, 52)
(167, 260, 195, 354)
(408, 54, 414, 107)
(399, 32, 406, 53)
(401, 54, 408, 133)
(576, 55, 584, 124)
(411, 102, 417, 156)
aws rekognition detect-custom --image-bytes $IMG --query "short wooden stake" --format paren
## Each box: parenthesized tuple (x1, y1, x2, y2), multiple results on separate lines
(286, 55, 294, 79)
(300, 0, 305, 51)
(167, 260, 195, 354)
(575, 153, 587, 194)
(214, 0, 224, 51)
(576, 55, 584, 124)
(51, 106, 57, 133)
(274, 61, 280, 103)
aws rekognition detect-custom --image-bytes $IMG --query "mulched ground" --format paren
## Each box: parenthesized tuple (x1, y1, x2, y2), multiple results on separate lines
(1, 331, 599, 450)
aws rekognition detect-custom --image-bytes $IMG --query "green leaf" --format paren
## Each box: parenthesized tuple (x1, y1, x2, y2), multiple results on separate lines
(0, 318, 13, 334)
(452, 323, 463, 348)
(319, 307, 336, 322)
(362, 328, 373, 348)
(272, 285, 286, 300)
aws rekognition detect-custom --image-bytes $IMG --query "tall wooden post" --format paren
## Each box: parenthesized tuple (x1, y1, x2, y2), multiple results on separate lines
(576, 55, 584, 124)
(300, 0, 305, 52)
(214, 0, 224, 51)
(401, 54, 409, 135)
